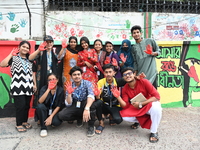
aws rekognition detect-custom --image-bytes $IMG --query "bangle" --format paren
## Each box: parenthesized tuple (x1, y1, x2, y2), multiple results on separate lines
(84, 107, 90, 111)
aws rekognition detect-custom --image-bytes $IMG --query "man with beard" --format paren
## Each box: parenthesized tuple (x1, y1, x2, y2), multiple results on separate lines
(111, 67, 162, 143)
(58, 66, 101, 137)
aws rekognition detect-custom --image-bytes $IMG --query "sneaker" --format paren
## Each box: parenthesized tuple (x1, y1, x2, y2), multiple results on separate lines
(76, 119, 83, 127)
(87, 126, 95, 137)
(40, 130, 47, 137)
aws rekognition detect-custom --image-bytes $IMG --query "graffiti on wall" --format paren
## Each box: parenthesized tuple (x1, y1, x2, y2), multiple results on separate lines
(0, 11, 28, 38)
(46, 11, 143, 41)
(152, 13, 200, 41)
(156, 41, 200, 107)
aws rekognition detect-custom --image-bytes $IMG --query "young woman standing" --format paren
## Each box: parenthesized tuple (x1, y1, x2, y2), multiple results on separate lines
(0, 41, 35, 132)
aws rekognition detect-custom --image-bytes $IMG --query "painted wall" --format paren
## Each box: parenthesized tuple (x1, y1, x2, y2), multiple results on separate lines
(157, 41, 200, 107)
(0, 0, 43, 40)
(46, 11, 144, 44)
(1, 9, 200, 117)
(152, 13, 200, 41)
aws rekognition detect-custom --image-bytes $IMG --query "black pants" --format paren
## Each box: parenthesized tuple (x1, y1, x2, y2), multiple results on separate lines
(58, 100, 101, 127)
(36, 104, 62, 130)
(96, 103, 123, 124)
(13, 95, 32, 126)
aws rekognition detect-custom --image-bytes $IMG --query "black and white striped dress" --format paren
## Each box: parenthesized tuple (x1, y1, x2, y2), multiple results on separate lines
(9, 56, 33, 96)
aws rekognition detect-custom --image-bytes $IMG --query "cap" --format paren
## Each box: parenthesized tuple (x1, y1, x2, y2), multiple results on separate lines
(43, 35, 54, 41)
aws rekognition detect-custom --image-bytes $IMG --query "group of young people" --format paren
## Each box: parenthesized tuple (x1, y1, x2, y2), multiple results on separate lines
(0, 25, 162, 143)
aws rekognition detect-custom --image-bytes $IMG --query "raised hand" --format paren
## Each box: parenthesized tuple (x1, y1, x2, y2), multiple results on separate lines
(65, 81, 76, 94)
(62, 39, 68, 48)
(120, 53, 127, 63)
(104, 56, 110, 65)
(111, 86, 120, 98)
(136, 72, 146, 80)
(92, 83, 101, 96)
(112, 58, 118, 66)
(48, 80, 57, 90)
(11, 48, 19, 56)
(38, 42, 47, 51)
(144, 44, 152, 55)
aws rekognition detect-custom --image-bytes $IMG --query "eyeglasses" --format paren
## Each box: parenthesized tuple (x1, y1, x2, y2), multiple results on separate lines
(123, 72, 133, 77)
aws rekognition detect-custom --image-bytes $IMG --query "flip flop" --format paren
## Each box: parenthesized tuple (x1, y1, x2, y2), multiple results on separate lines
(130, 122, 140, 129)
(22, 123, 32, 129)
(95, 125, 105, 135)
(16, 126, 27, 132)
(149, 133, 159, 143)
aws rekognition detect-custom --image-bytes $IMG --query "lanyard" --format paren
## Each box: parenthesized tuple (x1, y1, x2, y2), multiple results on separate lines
(50, 88, 57, 109)
(47, 51, 52, 68)
(74, 89, 81, 101)
(98, 51, 102, 61)
(18, 55, 29, 73)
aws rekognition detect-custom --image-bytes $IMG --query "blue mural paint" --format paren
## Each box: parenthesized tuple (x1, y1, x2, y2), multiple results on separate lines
(7, 12, 15, 21)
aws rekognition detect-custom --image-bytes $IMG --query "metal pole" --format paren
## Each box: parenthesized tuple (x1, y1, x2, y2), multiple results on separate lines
(24, 0, 31, 39)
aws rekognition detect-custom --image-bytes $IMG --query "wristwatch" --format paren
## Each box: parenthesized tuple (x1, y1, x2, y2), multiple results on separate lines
(84, 107, 90, 111)
(139, 102, 143, 109)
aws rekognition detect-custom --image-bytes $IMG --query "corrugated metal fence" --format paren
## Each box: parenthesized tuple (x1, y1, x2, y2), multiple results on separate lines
(48, 0, 200, 14)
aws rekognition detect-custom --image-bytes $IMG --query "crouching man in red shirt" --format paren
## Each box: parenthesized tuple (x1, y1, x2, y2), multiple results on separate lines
(111, 67, 162, 143)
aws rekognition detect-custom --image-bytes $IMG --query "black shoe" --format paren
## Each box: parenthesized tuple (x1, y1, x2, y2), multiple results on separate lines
(76, 119, 83, 127)
(87, 126, 95, 137)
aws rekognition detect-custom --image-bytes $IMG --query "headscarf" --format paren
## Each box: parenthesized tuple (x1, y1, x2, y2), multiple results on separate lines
(117, 39, 134, 69)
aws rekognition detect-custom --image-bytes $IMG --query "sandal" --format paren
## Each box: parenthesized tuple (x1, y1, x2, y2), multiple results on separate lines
(149, 133, 159, 143)
(109, 119, 116, 126)
(22, 122, 32, 129)
(130, 122, 140, 129)
(95, 125, 105, 135)
(16, 126, 27, 132)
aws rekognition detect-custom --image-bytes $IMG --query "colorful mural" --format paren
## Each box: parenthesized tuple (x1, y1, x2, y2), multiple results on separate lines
(46, 11, 144, 42)
(157, 41, 200, 107)
(0, 11, 29, 39)
(152, 13, 200, 41)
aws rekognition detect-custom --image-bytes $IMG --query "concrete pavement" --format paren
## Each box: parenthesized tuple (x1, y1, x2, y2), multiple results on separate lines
(0, 107, 200, 150)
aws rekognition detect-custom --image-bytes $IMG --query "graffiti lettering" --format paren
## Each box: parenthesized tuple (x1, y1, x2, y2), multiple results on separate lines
(157, 71, 184, 88)
(161, 61, 176, 72)
(157, 46, 181, 59)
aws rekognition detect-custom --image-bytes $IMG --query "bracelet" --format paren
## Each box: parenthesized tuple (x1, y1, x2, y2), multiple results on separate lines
(84, 107, 90, 111)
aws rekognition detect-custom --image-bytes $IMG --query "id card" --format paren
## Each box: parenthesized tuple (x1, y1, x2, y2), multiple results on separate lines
(83, 67, 86, 72)
(76, 101, 81, 108)
(97, 71, 100, 76)
(25, 76, 29, 82)
(49, 109, 52, 115)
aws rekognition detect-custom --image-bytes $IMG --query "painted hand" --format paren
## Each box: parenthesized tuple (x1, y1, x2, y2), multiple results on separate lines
(62, 39, 68, 48)
(11, 48, 19, 56)
(65, 81, 76, 94)
(111, 86, 120, 98)
(48, 80, 57, 90)
(92, 83, 101, 96)
(136, 72, 146, 80)
(7, 12, 15, 21)
(144, 44, 153, 55)
(38, 42, 47, 51)
(112, 58, 118, 66)
(104, 56, 110, 65)
(18, 19, 27, 28)
(120, 53, 127, 63)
